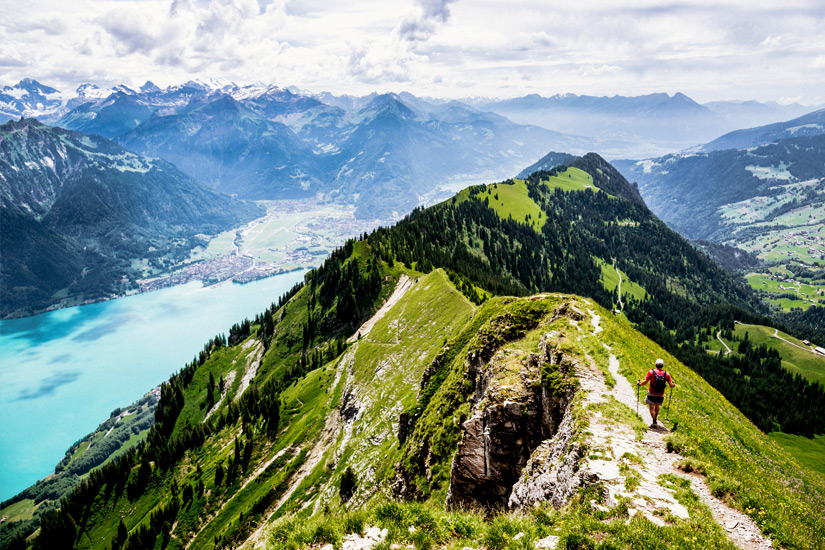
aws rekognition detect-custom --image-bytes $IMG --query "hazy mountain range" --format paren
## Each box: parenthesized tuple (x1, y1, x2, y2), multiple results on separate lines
(0, 118, 261, 318)
(0, 79, 815, 174)
(477, 92, 821, 157)
(613, 112, 825, 242)
(1, 79, 597, 218)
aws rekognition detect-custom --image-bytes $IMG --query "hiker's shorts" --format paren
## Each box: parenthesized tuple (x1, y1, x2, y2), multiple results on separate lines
(645, 394, 664, 405)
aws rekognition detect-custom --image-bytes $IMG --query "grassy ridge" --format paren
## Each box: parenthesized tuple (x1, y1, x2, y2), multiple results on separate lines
(263, 269, 475, 516)
(596, 306, 825, 548)
(268, 294, 825, 549)
(467, 167, 599, 233)
(473, 180, 545, 231)
(542, 166, 596, 192)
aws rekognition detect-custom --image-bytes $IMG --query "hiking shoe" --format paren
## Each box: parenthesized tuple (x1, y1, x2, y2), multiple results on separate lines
(651, 420, 658, 427)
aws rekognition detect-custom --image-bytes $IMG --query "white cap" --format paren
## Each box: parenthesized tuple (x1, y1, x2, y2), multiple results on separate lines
(655, 358, 664, 366)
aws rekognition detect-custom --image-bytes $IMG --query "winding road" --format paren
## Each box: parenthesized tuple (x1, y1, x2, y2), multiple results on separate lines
(613, 260, 624, 312)
(717, 331, 732, 355)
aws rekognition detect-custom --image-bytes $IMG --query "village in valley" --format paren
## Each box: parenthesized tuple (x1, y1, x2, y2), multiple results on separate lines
(138, 200, 390, 292)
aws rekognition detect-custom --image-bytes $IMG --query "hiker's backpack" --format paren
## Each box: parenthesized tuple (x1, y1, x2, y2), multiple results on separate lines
(652, 370, 668, 393)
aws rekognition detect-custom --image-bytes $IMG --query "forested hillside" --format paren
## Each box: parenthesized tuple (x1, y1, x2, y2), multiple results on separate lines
(0, 118, 262, 318)
(4, 153, 824, 550)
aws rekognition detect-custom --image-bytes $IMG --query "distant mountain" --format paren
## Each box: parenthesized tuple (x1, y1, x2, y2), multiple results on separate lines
(698, 108, 825, 152)
(56, 91, 156, 138)
(118, 95, 324, 199)
(56, 82, 220, 138)
(324, 94, 592, 217)
(614, 134, 825, 240)
(0, 119, 262, 318)
(613, 132, 825, 312)
(55, 85, 592, 217)
(702, 100, 819, 131)
(480, 92, 731, 157)
(240, 85, 325, 118)
(0, 79, 67, 123)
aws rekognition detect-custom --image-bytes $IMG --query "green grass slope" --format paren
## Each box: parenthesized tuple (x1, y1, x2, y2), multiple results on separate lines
(595, 304, 825, 547)
(767, 433, 825, 477)
(597, 258, 647, 303)
(731, 323, 825, 387)
(542, 166, 596, 192)
(266, 294, 825, 549)
(471, 179, 545, 231)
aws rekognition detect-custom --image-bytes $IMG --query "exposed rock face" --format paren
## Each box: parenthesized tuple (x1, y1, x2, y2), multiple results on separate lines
(507, 399, 592, 509)
(445, 333, 577, 509)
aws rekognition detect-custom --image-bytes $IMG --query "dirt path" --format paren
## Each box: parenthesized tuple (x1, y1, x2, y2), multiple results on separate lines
(603, 354, 773, 549)
(772, 328, 821, 354)
(204, 371, 237, 421)
(717, 331, 732, 354)
(237, 340, 264, 397)
(347, 275, 415, 343)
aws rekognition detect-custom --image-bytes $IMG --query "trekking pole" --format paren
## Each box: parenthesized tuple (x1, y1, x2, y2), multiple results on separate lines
(666, 385, 674, 420)
(636, 380, 640, 416)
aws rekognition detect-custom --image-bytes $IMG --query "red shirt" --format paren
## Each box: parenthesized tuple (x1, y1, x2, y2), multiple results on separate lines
(642, 368, 672, 396)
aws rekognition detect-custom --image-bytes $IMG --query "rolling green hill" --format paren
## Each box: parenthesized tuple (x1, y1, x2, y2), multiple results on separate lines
(4, 153, 825, 550)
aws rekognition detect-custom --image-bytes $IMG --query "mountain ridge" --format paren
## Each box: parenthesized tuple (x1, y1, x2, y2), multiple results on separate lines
(0, 118, 262, 318)
(698, 107, 825, 152)
(3, 152, 824, 550)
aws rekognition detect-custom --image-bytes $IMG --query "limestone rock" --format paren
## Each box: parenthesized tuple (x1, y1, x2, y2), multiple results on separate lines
(342, 526, 388, 550)
(446, 331, 577, 509)
(534, 536, 560, 549)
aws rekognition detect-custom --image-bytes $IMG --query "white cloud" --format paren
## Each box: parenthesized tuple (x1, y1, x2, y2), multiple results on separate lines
(0, 0, 822, 104)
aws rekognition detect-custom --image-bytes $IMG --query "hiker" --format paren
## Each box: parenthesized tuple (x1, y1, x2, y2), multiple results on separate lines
(637, 358, 676, 427)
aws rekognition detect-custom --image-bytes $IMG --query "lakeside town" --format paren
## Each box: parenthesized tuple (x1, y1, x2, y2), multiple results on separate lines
(138, 200, 389, 292)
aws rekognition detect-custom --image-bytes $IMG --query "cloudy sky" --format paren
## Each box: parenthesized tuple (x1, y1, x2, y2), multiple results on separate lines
(2, 0, 824, 103)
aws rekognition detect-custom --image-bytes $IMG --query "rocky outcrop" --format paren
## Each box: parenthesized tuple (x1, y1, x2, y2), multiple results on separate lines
(507, 399, 592, 509)
(445, 333, 578, 509)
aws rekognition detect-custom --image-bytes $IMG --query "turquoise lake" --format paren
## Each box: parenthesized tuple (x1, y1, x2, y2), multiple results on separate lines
(0, 271, 306, 501)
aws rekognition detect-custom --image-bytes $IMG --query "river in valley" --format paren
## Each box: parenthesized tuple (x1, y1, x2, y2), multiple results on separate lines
(0, 270, 306, 500)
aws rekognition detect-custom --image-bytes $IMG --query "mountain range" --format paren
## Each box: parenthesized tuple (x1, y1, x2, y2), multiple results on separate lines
(29, 79, 591, 218)
(613, 113, 825, 318)
(478, 93, 822, 158)
(3, 80, 824, 216)
(698, 107, 825, 152)
(3, 152, 823, 550)
(0, 118, 262, 318)
(613, 112, 825, 241)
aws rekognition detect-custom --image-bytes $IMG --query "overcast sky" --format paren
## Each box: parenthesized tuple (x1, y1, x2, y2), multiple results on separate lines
(2, 0, 824, 104)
